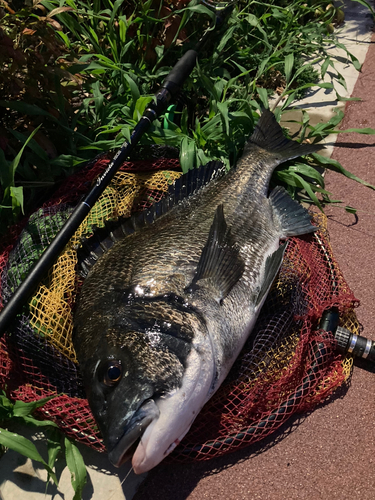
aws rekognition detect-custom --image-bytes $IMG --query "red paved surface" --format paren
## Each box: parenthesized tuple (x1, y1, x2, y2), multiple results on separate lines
(133, 29, 375, 500)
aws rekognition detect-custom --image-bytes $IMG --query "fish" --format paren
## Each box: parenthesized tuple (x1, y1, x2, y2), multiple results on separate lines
(73, 110, 322, 474)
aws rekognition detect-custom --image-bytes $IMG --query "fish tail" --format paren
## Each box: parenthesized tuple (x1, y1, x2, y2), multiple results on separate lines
(250, 110, 322, 161)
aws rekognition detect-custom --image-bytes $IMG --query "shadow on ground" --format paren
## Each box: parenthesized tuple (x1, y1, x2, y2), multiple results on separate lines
(132, 380, 350, 500)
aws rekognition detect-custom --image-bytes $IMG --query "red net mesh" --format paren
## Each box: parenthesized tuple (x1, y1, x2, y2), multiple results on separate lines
(0, 152, 358, 463)
(169, 226, 357, 461)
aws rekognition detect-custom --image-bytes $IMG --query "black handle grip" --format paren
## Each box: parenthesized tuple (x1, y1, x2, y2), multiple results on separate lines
(164, 49, 198, 89)
(335, 326, 375, 362)
(319, 308, 375, 364)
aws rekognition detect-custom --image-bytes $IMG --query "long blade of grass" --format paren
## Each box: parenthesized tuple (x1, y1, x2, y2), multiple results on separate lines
(64, 437, 87, 500)
(312, 153, 375, 190)
(0, 428, 58, 485)
(12, 395, 57, 418)
(284, 53, 294, 85)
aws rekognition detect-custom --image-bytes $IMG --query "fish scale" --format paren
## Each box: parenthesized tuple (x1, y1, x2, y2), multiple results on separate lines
(73, 110, 322, 474)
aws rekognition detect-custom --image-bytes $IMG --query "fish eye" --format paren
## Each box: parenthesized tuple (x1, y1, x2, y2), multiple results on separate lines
(103, 361, 123, 386)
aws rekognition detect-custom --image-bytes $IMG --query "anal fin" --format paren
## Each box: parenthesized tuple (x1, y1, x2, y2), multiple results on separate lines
(270, 186, 316, 238)
(186, 205, 244, 302)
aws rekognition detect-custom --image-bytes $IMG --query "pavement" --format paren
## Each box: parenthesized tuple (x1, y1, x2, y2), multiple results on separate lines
(1, 1, 375, 499)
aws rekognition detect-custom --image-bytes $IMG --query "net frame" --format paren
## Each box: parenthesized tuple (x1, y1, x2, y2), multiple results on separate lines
(0, 152, 358, 461)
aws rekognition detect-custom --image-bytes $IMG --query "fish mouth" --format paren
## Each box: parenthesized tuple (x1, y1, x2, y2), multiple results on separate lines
(108, 399, 159, 468)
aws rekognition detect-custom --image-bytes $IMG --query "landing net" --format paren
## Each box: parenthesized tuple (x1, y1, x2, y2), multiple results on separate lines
(0, 152, 358, 460)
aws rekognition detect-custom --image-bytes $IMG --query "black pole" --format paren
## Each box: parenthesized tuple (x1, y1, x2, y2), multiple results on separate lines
(0, 3, 234, 336)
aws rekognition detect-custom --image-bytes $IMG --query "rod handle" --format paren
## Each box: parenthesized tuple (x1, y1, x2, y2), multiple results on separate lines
(164, 49, 198, 91)
(335, 326, 375, 362)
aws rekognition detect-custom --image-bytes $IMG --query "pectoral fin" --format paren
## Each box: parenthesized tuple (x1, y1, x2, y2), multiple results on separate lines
(186, 205, 245, 302)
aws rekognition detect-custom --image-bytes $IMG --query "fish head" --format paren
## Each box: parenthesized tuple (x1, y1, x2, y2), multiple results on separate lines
(76, 300, 215, 474)
(82, 334, 162, 468)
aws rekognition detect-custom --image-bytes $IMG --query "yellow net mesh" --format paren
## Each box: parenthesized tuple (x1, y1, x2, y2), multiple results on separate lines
(27, 169, 183, 362)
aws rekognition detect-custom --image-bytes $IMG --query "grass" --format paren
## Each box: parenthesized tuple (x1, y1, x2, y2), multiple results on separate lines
(0, 392, 87, 498)
(1, 0, 374, 238)
(0, 0, 375, 497)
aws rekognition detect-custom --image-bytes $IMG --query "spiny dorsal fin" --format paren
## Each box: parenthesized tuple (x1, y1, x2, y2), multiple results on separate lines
(270, 186, 316, 238)
(255, 243, 287, 307)
(170, 160, 225, 205)
(249, 110, 322, 162)
(77, 160, 226, 277)
(186, 204, 245, 303)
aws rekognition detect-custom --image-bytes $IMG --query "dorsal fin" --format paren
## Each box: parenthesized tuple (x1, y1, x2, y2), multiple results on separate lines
(185, 205, 245, 303)
(77, 160, 226, 277)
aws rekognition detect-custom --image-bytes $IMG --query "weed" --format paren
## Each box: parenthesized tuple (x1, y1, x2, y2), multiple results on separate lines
(1, 0, 373, 237)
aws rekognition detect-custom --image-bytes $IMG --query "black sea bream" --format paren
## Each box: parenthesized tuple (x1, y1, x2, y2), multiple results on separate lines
(73, 110, 321, 473)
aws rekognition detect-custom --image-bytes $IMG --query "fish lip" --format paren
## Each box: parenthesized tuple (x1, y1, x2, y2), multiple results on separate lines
(108, 399, 159, 468)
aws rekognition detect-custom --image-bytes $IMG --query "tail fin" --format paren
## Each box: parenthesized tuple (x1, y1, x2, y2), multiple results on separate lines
(250, 110, 322, 161)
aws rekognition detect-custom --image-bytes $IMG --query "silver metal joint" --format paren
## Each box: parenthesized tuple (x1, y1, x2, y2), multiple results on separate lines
(363, 338, 372, 359)
(347, 334, 358, 354)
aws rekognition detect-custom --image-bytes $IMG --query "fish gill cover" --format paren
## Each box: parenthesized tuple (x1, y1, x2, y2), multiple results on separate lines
(0, 148, 358, 461)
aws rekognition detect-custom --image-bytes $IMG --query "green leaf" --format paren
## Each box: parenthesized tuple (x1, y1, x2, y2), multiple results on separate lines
(10, 187, 24, 215)
(91, 80, 104, 118)
(180, 136, 196, 173)
(327, 109, 344, 128)
(216, 25, 237, 53)
(124, 73, 140, 102)
(50, 155, 86, 169)
(350, 0, 375, 15)
(284, 54, 294, 85)
(288, 163, 325, 186)
(255, 56, 271, 81)
(292, 173, 323, 211)
(256, 87, 269, 110)
(281, 91, 296, 111)
(345, 205, 357, 214)
(7, 126, 41, 187)
(9, 130, 49, 162)
(312, 153, 375, 190)
(176, 3, 215, 19)
(13, 395, 56, 417)
(246, 14, 271, 48)
(57, 30, 70, 47)
(12, 395, 57, 418)
(217, 101, 230, 136)
(333, 127, 375, 135)
(47, 428, 62, 471)
(65, 437, 87, 500)
(296, 81, 334, 92)
(0, 395, 13, 420)
(133, 96, 153, 120)
(336, 94, 361, 102)
(88, 26, 99, 45)
(0, 428, 42, 461)
(21, 416, 59, 428)
(46, 428, 62, 489)
(0, 428, 58, 485)
(321, 57, 330, 79)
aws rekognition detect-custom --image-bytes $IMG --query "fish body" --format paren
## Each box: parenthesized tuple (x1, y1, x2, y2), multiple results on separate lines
(73, 110, 321, 473)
